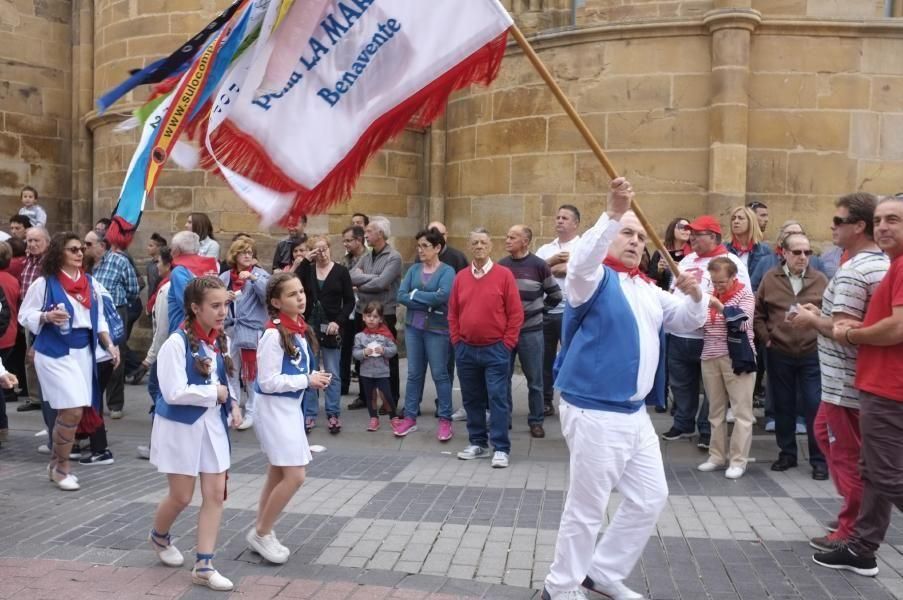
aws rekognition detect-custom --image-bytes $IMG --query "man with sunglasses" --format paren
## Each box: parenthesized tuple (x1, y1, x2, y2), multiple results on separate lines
(791, 193, 887, 551)
(754, 233, 828, 480)
(814, 195, 903, 577)
(661, 216, 749, 450)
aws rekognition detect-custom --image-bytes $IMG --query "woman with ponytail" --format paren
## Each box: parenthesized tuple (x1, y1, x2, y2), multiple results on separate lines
(247, 272, 330, 564)
(148, 276, 241, 592)
(19, 232, 116, 491)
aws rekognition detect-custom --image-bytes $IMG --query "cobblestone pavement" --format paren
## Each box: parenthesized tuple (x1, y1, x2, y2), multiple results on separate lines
(1, 369, 902, 599)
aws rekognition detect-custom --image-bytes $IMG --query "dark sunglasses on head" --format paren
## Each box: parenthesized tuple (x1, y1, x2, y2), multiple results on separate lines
(832, 216, 860, 227)
(788, 249, 813, 256)
(676, 224, 690, 231)
(747, 202, 767, 211)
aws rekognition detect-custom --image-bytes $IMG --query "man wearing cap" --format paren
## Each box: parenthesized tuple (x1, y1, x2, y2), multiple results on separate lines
(662, 215, 750, 449)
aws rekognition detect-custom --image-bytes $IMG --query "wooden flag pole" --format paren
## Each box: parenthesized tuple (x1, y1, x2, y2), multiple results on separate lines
(508, 25, 681, 276)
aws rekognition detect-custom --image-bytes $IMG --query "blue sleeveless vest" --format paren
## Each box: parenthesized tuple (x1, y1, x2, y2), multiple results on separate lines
(34, 275, 101, 412)
(254, 333, 313, 400)
(553, 266, 666, 414)
(154, 331, 231, 436)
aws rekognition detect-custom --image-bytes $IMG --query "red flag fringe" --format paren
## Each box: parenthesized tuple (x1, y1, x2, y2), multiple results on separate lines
(200, 29, 510, 223)
(106, 215, 139, 250)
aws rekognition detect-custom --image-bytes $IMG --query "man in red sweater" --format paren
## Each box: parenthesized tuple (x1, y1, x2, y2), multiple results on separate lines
(449, 227, 524, 469)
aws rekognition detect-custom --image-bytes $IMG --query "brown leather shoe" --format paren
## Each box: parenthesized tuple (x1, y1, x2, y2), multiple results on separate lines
(530, 424, 545, 438)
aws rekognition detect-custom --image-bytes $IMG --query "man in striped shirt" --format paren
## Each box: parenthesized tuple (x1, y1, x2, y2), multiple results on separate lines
(791, 193, 888, 551)
(500, 225, 562, 439)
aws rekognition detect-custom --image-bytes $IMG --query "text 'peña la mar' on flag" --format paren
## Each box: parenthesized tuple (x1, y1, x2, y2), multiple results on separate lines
(202, 0, 514, 225)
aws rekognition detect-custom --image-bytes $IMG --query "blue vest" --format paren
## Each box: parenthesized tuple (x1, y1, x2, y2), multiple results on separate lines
(34, 275, 102, 412)
(154, 331, 231, 436)
(254, 333, 313, 400)
(553, 267, 666, 414)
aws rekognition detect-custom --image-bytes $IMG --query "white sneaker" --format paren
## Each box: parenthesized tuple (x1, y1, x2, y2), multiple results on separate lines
(583, 577, 644, 600)
(765, 419, 775, 432)
(457, 445, 490, 460)
(37, 444, 50, 455)
(137, 445, 150, 460)
(725, 466, 746, 480)
(451, 407, 467, 421)
(726, 408, 736, 424)
(54, 474, 80, 491)
(697, 461, 725, 472)
(545, 590, 588, 600)
(149, 532, 184, 567)
(192, 566, 233, 591)
(246, 528, 289, 564)
(796, 421, 807, 435)
(237, 415, 254, 431)
(491, 451, 509, 469)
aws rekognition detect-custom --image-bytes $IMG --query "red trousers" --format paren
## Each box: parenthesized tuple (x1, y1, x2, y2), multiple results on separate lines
(813, 401, 863, 539)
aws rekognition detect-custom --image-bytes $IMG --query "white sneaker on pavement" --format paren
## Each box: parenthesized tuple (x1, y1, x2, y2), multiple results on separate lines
(451, 407, 467, 421)
(582, 577, 645, 600)
(246, 528, 289, 564)
(725, 466, 746, 479)
(457, 445, 490, 460)
(37, 444, 50, 455)
(697, 461, 725, 472)
(237, 415, 254, 431)
(137, 445, 151, 460)
(726, 408, 736, 423)
(491, 451, 509, 468)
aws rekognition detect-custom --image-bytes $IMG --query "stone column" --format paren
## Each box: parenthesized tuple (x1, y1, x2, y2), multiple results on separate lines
(703, 1, 761, 215)
(70, 0, 94, 232)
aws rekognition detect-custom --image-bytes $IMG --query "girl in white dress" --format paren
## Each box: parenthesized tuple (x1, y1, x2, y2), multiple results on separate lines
(148, 276, 242, 592)
(247, 272, 330, 564)
(19, 233, 118, 492)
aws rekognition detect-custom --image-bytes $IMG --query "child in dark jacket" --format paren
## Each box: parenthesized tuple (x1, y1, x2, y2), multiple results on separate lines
(352, 301, 398, 431)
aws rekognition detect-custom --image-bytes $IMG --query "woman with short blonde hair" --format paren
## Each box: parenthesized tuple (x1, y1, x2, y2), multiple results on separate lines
(725, 205, 770, 289)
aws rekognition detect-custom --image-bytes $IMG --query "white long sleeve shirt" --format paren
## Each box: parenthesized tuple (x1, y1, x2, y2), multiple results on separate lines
(565, 213, 708, 401)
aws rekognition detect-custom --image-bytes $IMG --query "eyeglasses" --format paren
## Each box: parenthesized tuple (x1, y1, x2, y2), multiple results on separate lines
(416, 243, 435, 249)
(689, 230, 714, 237)
(65, 246, 86, 255)
(832, 216, 859, 227)
(676, 224, 690, 231)
(788, 249, 813, 257)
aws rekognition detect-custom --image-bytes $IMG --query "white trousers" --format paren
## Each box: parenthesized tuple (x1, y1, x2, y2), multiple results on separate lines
(544, 400, 669, 595)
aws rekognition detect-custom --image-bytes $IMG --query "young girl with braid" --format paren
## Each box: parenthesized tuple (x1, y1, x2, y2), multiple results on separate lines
(19, 232, 117, 491)
(148, 276, 242, 592)
(246, 272, 329, 564)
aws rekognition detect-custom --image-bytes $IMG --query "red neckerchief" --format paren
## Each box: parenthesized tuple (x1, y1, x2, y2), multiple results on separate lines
(228, 269, 244, 292)
(188, 320, 220, 352)
(146, 275, 170, 315)
(59, 270, 91, 308)
(266, 312, 308, 337)
(775, 247, 784, 258)
(710, 279, 744, 323)
(694, 245, 729, 261)
(603, 257, 654, 284)
(678, 243, 693, 258)
(729, 239, 754, 254)
(366, 323, 397, 342)
(172, 254, 219, 277)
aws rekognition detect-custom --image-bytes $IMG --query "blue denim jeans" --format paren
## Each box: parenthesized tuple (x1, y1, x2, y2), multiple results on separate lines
(303, 347, 341, 418)
(456, 341, 512, 453)
(668, 334, 710, 436)
(404, 327, 452, 420)
(766, 348, 825, 467)
(507, 328, 545, 425)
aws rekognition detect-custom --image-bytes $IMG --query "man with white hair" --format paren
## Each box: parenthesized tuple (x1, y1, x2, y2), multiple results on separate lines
(166, 231, 219, 334)
(542, 178, 707, 600)
(349, 216, 403, 404)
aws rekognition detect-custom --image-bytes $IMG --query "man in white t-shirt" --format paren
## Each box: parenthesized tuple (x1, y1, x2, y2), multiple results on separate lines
(661, 215, 749, 450)
(535, 205, 581, 417)
(790, 192, 889, 551)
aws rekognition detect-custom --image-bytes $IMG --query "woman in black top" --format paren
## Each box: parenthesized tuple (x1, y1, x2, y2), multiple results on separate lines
(647, 216, 691, 290)
(299, 235, 354, 434)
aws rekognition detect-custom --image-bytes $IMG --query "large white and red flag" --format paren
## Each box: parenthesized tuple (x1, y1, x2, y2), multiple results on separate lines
(203, 0, 513, 224)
